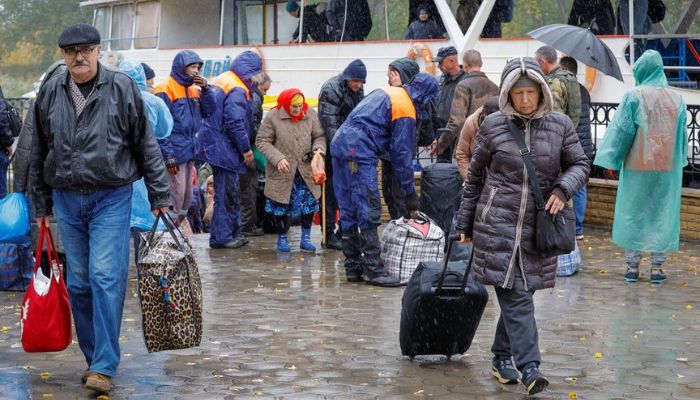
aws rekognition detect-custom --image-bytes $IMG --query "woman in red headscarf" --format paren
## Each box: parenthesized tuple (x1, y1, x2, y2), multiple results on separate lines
(256, 88, 326, 252)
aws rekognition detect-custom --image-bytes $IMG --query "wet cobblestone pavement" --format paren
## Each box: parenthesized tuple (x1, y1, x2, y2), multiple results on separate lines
(1, 226, 700, 399)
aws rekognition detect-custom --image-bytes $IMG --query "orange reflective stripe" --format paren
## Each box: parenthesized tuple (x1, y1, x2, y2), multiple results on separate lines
(211, 71, 251, 100)
(154, 77, 200, 103)
(382, 86, 416, 122)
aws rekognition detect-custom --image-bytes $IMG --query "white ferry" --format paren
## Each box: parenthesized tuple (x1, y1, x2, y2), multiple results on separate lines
(78, 0, 700, 106)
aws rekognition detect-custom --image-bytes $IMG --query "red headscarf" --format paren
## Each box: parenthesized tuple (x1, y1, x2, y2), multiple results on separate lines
(275, 88, 308, 122)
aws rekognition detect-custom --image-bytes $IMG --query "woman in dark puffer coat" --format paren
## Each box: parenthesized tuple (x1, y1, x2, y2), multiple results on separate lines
(455, 57, 590, 395)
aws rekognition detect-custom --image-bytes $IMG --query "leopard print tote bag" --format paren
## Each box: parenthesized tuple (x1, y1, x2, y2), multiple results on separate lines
(137, 214, 203, 352)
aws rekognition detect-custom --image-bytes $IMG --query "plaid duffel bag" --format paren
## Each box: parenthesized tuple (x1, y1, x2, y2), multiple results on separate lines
(137, 214, 203, 352)
(380, 212, 445, 284)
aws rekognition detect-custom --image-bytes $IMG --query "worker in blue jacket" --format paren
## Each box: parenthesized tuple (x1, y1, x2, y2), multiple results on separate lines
(331, 72, 439, 286)
(155, 50, 212, 226)
(197, 51, 263, 249)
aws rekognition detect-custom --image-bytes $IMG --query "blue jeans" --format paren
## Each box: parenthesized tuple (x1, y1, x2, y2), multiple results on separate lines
(52, 185, 132, 377)
(572, 186, 587, 236)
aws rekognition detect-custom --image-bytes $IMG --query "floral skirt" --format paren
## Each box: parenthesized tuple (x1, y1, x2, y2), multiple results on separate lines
(265, 174, 319, 218)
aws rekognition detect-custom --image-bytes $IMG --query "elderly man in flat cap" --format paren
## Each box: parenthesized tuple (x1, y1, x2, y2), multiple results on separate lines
(29, 23, 170, 393)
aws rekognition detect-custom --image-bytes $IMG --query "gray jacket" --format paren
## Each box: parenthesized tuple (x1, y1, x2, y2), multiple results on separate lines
(455, 57, 590, 291)
(30, 64, 170, 217)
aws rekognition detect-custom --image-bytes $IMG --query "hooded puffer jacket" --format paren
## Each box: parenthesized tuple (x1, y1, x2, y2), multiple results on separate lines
(197, 50, 263, 173)
(120, 59, 174, 160)
(155, 50, 212, 164)
(330, 72, 439, 196)
(455, 57, 590, 291)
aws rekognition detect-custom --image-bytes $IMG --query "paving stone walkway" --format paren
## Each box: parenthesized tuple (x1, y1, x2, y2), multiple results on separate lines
(1, 227, 699, 399)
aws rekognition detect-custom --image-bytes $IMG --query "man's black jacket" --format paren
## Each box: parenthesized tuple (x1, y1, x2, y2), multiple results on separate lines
(30, 64, 170, 216)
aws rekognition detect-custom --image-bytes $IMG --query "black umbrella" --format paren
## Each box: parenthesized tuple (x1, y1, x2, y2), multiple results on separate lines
(528, 24, 623, 82)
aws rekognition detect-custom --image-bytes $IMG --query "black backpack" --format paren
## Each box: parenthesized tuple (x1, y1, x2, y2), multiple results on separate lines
(0, 99, 22, 144)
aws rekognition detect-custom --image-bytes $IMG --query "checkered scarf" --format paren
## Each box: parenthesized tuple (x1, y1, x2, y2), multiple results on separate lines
(68, 78, 92, 117)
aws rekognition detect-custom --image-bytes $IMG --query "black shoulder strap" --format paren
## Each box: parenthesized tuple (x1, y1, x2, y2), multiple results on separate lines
(505, 118, 546, 210)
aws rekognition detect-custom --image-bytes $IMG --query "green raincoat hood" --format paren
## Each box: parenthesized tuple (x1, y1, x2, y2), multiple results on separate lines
(632, 50, 668, 88)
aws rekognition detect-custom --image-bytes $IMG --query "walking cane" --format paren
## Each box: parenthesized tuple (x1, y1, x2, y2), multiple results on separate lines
(321, 182, 327, 247)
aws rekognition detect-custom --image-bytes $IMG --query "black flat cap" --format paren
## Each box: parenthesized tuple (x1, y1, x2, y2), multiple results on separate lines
(434, 46, 458, 63)
(58, 23, 101, 48)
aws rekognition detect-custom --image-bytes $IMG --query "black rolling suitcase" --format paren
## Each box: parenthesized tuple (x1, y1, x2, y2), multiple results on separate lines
(399, 239, 488, 359)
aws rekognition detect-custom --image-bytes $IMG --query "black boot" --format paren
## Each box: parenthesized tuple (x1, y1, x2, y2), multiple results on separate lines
(323, 230, 343, 250)
(341, 228, 363, 282)
(360, 225, 400, 287)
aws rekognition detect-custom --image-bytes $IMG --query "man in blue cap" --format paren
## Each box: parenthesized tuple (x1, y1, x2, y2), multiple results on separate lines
(317, 59, 366, 250)
(286, 0, 332, 43)
(433, 46, 466, 162)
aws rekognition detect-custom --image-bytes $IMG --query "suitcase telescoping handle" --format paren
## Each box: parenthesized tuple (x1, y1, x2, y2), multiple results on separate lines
(435, 235, 474, 296)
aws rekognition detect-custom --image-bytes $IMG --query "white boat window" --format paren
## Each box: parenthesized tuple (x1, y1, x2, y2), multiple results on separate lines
(134, 1, 160, 49)
(94, 6, 112, 49)
(111, 4, 135, 50)
(159, 0, 220, 48)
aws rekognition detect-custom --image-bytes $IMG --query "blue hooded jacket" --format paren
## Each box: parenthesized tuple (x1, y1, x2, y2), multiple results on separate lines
(120, 59, 174, 159)
(155, 50, 212, 164)
(197, 51, 263, 173)
(330, 72, 439, 195)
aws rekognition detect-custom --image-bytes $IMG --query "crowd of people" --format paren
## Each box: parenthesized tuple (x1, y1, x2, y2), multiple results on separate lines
(0, 15, 687, 396)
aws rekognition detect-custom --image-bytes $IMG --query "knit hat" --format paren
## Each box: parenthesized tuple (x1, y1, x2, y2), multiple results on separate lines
(286, 0, 299, 13)
(511, 74, 540, 90)
(141, 63, 155, 80)
(341, 59, 367, 83)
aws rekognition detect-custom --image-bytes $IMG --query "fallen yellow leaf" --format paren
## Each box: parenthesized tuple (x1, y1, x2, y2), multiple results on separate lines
(335, 349, 343, 355)
(598, 268, 607, 274)
(594, 352, 604, 359)
(414, 389, 425, 396)
(40, 372, 50, 379)
(569, 392, 577, 399)
(680, 281, 688, 287)
(565, 377, 577, 384)
(97, 396, 110, 400)
(1, 326, 8, 333)
(686, 304, 693, 310)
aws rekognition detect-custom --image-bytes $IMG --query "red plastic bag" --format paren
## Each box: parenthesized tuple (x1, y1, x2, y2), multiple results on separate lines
(20, 225, 72, 352)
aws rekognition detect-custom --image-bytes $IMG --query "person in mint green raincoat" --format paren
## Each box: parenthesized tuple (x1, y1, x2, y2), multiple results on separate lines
(593, 50, 687, 284)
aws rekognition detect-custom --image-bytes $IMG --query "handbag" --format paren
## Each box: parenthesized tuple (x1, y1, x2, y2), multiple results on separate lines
(20, 225, 72, 352)
(137, 213, 203, 352)
(506, 119, 576, 258)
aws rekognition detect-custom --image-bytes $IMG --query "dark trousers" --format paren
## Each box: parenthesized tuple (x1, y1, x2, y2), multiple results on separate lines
(490, 268, 541, 371)
(323, 155, 340, 235)
(380, 159, 407, 221)
(274, 214, 313, 234)
(209, 167, 241, 246)
(333, 158, 384, 275)
(240, 166, 258, 231)
(0, 152, 8, 198)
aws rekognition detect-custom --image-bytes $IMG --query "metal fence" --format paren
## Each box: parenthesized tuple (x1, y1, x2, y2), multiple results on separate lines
(417, 102, 700, 189)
